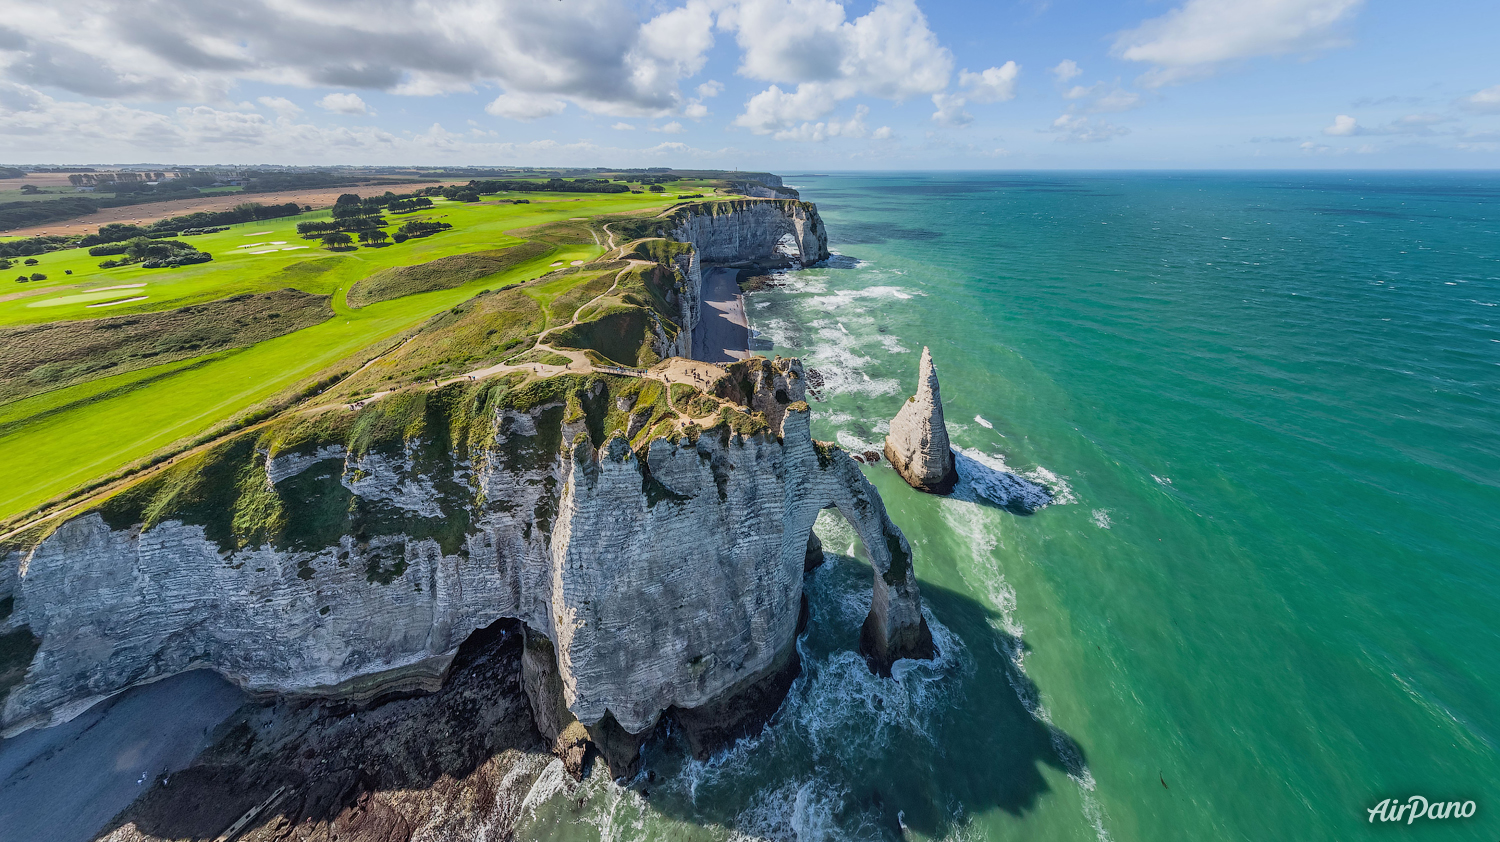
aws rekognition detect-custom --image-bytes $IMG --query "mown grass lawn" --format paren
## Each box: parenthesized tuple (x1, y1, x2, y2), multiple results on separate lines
(0, 188, 703, 520)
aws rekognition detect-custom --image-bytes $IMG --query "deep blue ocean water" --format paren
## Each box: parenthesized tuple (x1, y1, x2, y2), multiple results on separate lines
(517, 172, 1500, 841)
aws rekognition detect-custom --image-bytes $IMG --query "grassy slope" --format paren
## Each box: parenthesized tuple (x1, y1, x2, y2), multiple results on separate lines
(0, 289, 333, 405)
(0, 190, 689, 519)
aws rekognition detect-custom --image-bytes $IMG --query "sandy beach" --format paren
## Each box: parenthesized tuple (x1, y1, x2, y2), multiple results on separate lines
(0, 670, 246, 842)
(692, 267, 751, 363)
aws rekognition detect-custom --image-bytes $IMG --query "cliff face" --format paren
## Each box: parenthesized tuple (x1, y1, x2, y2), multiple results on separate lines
(1, 361, 931, 752)
(885, 347, 959, 494)
(0, 196, 931, 775)
(669, 200, 830, 267)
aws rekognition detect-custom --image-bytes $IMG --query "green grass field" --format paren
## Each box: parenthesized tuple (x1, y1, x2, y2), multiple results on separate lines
(0, 186, 718, 520)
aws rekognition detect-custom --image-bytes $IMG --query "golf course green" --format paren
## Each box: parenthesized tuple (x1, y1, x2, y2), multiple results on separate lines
(0, 184, 712, 521)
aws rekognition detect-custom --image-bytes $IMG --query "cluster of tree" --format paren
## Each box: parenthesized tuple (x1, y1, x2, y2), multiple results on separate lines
(146, 201, 304, 235)
(465, 178, 629, 194)
(142, 251, 213, 269)
(0, 167, 26, 179)
(67, 172, 171, 186)
(297, 215, 385, 239)
(296, 221, 341, 237)
(617, 174, 676, 185)
(331, 202, 383, 221)
(180, 226, 229, 236)
(96, 237, 209, 268)
(397, 219, 451, 239)
(0, 198, 100, 231)
(14, 273, 48, 282)
(386, 197, 434, 213)
(80, 223, 155, 247)
(240, 171, 366, 193)
(0, 235, 73, 259)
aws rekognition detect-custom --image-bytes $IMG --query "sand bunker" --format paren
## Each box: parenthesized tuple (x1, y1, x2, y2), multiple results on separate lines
(86, 296, 148, 308)
(570, 260, 584, 265)
(280, 246, 309, 251)
(248, 249, 279, 254)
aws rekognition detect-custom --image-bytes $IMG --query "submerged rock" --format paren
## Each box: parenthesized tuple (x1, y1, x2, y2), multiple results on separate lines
(884, 347, 959, 494)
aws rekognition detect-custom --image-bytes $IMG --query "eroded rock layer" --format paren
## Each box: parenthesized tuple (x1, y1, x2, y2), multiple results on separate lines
(1, 358, 931, 757)
(885, 347, 959, 494)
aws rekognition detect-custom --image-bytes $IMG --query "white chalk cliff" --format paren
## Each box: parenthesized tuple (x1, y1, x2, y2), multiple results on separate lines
(885, 347, 959, 494)
(0, 201, 931, 776)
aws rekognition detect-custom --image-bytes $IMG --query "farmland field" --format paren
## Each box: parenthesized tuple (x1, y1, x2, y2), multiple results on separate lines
(0, 185, 712, 520)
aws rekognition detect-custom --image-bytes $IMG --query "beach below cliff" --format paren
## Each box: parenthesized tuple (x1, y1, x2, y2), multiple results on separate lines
(87, 620, 555, 842)
(0, 670, 246, 842)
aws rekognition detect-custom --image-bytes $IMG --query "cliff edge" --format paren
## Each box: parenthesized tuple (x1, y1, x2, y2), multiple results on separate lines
(0, 197, 934, 777)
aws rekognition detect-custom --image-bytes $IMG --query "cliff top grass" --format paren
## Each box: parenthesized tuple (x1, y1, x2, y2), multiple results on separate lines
(0, 184, 724, 522)
(0, 288, 333, 409)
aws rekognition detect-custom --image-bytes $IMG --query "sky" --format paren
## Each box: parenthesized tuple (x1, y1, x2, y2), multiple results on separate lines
(1, 0, 1498, 169)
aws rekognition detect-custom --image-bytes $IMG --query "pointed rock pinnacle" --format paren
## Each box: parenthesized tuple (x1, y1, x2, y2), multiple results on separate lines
(883, 346, 958, 494)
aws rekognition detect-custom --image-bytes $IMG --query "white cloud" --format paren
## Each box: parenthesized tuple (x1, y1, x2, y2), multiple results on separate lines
(1113, 0, 1365, 87)
(723, 0, 953, 134)
(1466, 85, 1500, 113)
(612, 121, 636, 130)
(1323, 114, 1357, 135)
(959, 62, 1019, 103)
(696, 80, 724, 99)
(1047, 113, 1130, 143)
(0, 0, 719, 118)
(1059, 79, 1143, 116)
(872, 125, 893, 140)
(652, 121, 686, 133)
(0, 80, 747, 165)
(256, 96, 301, 118)
(734, 83, 840, 134)
(928, 62, 1018, 127)
(1323, 112, 1455, 137)
(317, 93, 369, 115)
(485, 92, 566, 121)
(769, 104, 872, 142)
(930, 93, 971, 127)
(1052, 59, 1082, 82)
(684, 102, 709, 119)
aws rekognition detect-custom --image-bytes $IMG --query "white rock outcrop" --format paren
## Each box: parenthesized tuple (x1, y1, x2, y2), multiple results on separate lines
(884, 347, 959, 494)
(670, 200, 829, 267)
(1, 361, 932, 747)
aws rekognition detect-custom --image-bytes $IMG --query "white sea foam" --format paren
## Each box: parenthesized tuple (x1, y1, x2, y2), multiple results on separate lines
(1091, 509, 1112, 529)
(1152, 474, 1173, 486)
(835, 430, 880, 454)
(951, 447, 1057, 512)
(974, 414, 993, 429)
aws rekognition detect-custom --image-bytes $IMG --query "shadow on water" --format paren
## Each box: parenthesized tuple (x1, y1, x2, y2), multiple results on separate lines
(624, 554, 1087, 841)
(950, 449, 1055, 515)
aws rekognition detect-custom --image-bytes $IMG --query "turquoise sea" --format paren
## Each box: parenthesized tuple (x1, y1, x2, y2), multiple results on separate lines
(518, 172, 1500, 841)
